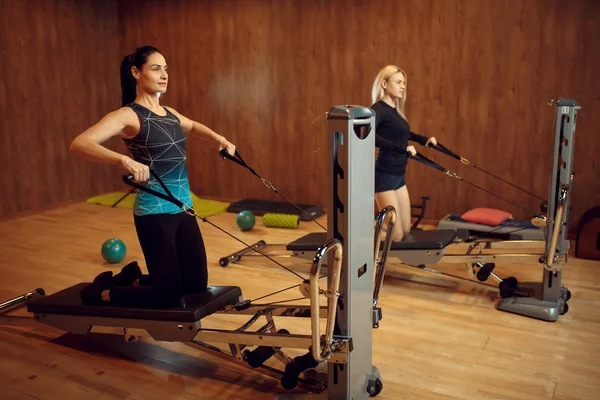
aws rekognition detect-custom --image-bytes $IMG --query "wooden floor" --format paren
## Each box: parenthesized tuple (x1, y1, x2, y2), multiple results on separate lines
(0, 202, 599, 400)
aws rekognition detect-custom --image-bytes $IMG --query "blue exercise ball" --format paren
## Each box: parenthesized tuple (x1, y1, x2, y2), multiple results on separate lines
(101, 238, 127, 264)
(236, 210, 256, 231)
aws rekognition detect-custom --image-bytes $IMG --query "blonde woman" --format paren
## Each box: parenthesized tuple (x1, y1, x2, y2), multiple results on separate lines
(371, 65, 437, 241)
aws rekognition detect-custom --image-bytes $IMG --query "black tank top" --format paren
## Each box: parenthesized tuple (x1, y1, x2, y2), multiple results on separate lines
(123, 103, 193, 215)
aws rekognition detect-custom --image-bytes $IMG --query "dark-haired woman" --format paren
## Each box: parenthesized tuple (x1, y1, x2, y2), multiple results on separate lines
(70, 46, 236, 307)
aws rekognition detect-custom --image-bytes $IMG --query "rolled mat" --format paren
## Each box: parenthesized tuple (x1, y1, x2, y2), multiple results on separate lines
(263, 213, 300, 229)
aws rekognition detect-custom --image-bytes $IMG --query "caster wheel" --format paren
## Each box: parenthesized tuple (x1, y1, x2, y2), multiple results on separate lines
(476, 263, 495, 282)
(258, 240, 267, 246)
(476, 267, 489, 282)
(560, 302, 569, 315)
(219, 258, 229, 267)
(299, 280, 311, 298)
(503, 277, 518, 288)
(561, 289, 572, 302)
(368, 378, 383, 397)
(499, 277, 518, 298)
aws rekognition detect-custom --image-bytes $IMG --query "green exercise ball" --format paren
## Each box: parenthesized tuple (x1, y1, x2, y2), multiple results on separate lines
(101, 238, 127, 264)
(236, 210, 256, 231)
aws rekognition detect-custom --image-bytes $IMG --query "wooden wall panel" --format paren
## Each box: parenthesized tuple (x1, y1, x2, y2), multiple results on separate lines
(116, 0, 600, 231)
(2, 0, 598, 234)
(0, 0, 121, 219)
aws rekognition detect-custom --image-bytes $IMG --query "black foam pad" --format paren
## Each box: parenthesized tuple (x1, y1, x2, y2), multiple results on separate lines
(226, 198, 325, 221)
(287, 229, 457, 252)
(287, 232, 328, 251)
(27, 284, 242, 322)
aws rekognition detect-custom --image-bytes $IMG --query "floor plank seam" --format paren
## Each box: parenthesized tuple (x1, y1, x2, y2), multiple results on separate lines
(481, 336, 490, 350)
(10, 387, 41, 400)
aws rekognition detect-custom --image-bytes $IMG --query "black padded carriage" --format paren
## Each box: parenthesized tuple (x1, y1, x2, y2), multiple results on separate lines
(27, 284, 242, 323)
(287, 230, 457, 252)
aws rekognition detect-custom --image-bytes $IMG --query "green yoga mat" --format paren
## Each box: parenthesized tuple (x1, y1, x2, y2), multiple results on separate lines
(87, 191, 230, 217)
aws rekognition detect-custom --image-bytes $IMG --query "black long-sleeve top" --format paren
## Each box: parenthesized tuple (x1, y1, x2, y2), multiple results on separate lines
(372, 100, 428, 176)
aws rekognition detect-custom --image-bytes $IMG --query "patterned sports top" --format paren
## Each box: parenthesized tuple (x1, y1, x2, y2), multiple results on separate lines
(123, 103, 193, 216)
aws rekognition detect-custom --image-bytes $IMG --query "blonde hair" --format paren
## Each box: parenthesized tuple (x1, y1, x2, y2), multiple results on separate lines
(371, 65, 407, 118)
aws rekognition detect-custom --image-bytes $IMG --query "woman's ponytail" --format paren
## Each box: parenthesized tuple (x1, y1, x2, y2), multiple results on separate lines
(120, 55, 137, 106)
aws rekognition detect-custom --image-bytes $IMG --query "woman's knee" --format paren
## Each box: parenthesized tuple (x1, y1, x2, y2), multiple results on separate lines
(402, 220, 411, 234)
(155, 288, 183, 307)
(153, 280, 183, 307)
(392, 225, 405, 242)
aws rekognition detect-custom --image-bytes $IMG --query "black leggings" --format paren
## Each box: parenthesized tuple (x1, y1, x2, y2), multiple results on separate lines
(109, 212, 208, 307)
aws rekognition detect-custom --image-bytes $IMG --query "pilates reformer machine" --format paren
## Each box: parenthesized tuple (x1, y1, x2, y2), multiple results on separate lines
(1, 105, 394, 399)
(221, 99, 580, 322)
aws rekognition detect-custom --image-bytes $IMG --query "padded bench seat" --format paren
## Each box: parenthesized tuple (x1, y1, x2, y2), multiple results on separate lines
(27, 283, 242, 323)
(287, 230, 457, 252)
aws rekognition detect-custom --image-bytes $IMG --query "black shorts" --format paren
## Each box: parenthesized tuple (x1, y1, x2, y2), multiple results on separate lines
(375, 172, 406, 193)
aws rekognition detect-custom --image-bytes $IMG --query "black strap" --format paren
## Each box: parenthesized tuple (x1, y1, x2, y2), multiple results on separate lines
(409, 152, 533, 214)
(459, 180, 532, 213)
(408, 152, 448, 174)
(427, 142, 545, 201)
(471, 164, 545, 201)
(220, 149, 261, 179)
(122, 170, 185, 210)
(122, 168, 306, 281)
(428, 142, 463, 162)
(220, 149, 327, 231)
